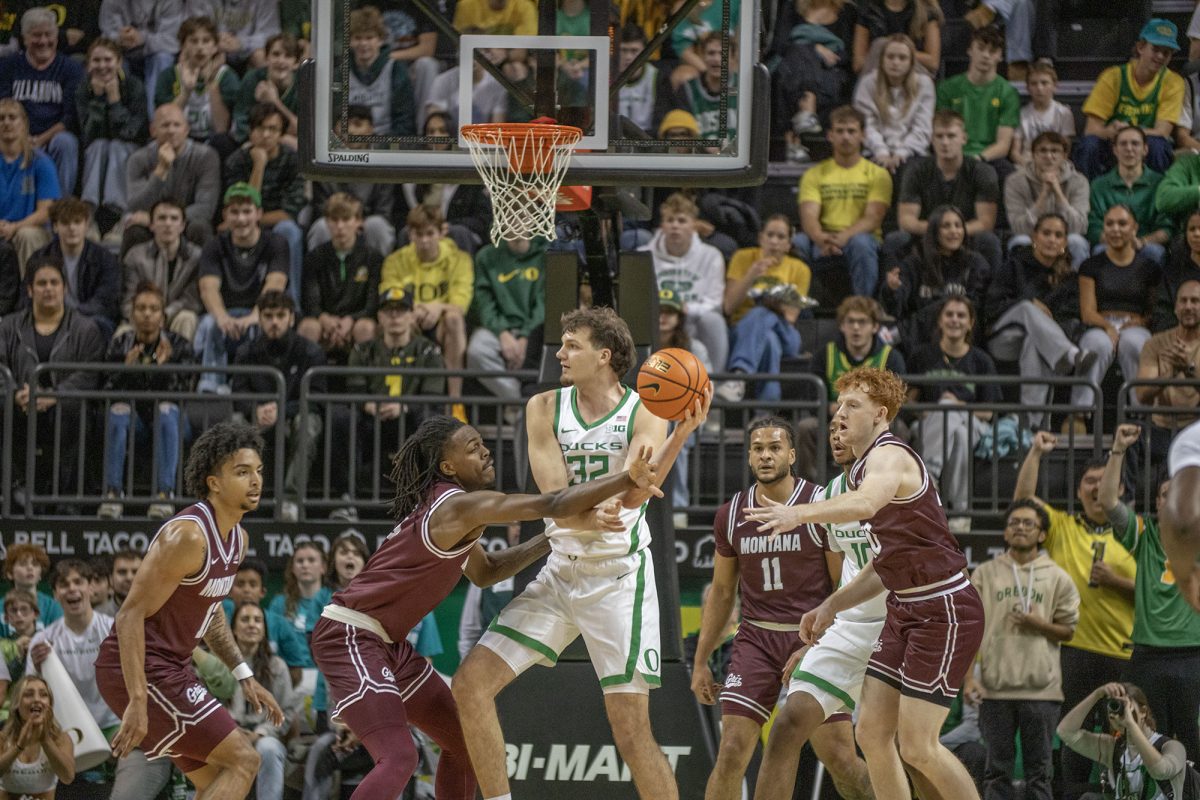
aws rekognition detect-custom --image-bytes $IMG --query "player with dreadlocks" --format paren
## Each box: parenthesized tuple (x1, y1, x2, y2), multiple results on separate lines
(310, 414, 663, 800)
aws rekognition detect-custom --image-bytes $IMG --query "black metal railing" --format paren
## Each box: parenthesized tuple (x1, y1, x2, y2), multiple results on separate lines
(296, 366, 539, 520)
(904, 374, 1104, 526)
(11, 363, 287, 518)
(1, 365, 13, 520)
(0, 364, 1132, 525)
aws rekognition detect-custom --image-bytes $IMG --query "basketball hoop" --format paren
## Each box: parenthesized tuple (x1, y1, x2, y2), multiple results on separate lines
(461, 121, 583, 244)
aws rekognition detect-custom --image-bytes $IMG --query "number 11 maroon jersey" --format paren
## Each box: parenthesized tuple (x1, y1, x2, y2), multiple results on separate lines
(713, 479, 833, 623)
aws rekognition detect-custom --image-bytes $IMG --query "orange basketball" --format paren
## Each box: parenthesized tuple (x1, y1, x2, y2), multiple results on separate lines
(637, 348, 711, 421)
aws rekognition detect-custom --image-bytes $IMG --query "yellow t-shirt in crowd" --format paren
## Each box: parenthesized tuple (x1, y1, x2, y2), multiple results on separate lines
(1039, 501, 1136, 660)
(452, 0, 537, 35)
(798, 157, 892, 237)
(1081, 62, 1185, 127)
(724, 248, 812, 323)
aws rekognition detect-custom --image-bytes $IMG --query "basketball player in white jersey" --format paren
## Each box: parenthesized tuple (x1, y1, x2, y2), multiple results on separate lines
(754, 421, 878, 800)
(454, 306, 710, 800)
(1162, 419, 1200, 612)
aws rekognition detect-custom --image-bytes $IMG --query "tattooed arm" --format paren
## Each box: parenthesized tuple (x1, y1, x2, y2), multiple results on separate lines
(202, 611, 244, 669)
(203, 608, 285, 725)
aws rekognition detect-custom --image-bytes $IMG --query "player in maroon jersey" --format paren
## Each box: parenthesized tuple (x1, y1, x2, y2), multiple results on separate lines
(97, 422, 283, 799)
(691, 416, 868, 800)
(309, 414, 663, 800)
(747, 366, 984, 800)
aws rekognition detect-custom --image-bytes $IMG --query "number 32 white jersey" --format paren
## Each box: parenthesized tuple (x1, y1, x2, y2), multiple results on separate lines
(544, 385, 652, 560)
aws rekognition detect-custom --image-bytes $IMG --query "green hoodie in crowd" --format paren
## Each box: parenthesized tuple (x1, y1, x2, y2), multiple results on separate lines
(468, 237, 547, 337)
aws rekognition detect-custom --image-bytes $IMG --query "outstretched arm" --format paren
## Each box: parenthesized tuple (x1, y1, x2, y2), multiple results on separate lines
(428, 447, 661, 548)
(110, 519, 207, 757)
(621, 389, 711, 509)
(746, 444, 909, 534)
(1015, 431, 1056, 501)
(463, 534, 551, 587)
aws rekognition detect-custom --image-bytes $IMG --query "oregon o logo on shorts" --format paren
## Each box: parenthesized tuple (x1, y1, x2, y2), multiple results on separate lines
(643, 649, 660, 672)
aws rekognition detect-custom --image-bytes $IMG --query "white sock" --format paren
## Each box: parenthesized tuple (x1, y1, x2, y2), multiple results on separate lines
(484, 795, 513, 800)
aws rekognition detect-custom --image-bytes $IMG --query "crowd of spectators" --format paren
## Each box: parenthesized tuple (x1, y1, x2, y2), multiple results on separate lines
(2, 1, 1200, 793)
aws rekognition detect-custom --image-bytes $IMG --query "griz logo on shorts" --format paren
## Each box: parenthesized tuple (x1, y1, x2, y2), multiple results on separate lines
(381, 667, 395, 683)
(186, 685, 207, 705)
(724, 674, 742, 688)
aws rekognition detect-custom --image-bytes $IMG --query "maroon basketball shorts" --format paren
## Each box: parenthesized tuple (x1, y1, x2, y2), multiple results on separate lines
(311, 616, 436, 736)
(720, 622, 807, 724)
(96, 658, 237, 774)
(866, 577, 985, 707)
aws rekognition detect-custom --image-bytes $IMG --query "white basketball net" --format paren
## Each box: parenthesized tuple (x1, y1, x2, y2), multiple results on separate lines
(461, 123, 582, 244)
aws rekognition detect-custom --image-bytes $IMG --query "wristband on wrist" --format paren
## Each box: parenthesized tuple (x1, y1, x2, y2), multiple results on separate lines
(232, 662, 253, 681)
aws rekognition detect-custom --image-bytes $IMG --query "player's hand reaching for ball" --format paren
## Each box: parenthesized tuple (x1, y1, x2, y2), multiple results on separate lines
(798, 602, 835, 645)
(676, 384, 713, 435)
(241, 676, 285, 726)
(745, 496, 803, 539)
(626, 445, 663, 497)
(690, 662, 722, 705)
(111, 700, 148, 758)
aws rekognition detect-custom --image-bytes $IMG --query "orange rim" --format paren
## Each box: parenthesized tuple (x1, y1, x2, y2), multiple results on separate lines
(461, 122, 583, 174)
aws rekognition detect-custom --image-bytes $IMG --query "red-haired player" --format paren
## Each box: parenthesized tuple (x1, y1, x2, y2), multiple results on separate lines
(748, 366, 985, 800)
